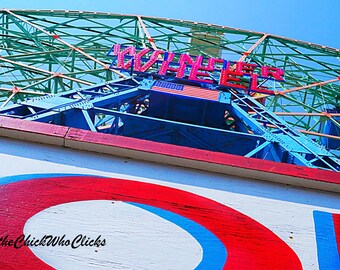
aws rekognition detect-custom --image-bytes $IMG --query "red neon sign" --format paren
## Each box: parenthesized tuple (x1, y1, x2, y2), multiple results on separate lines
(108, 44, 284, 94)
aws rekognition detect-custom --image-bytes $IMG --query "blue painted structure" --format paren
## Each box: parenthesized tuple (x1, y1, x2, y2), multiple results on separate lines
(0, 76, 339, 171)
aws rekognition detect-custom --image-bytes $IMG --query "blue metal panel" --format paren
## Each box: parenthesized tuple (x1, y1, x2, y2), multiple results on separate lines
(93, 108, 264, 155)
(0, 76, 339, 171)
(320, 109, 340, 152)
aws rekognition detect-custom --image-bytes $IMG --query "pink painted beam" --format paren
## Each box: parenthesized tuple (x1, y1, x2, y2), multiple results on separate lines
(64, 128, 340, 191)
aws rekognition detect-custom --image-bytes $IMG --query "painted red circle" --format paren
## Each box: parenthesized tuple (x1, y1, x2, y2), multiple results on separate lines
(0, 176, 302, 269)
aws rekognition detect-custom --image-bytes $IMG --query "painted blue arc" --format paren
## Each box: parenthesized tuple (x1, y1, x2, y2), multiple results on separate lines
(313, 210, 340, 270)
(128, 202, 227, 270)
(0, 173, 102, 185)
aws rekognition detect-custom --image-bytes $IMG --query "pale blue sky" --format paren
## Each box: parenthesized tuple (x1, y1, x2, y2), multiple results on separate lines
(1, 0, 339, 48)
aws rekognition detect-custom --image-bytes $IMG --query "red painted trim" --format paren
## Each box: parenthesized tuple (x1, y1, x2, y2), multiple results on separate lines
(0, 116, 69, 138)
(0, 116, 339, 186)
(65, 128, 340, 184)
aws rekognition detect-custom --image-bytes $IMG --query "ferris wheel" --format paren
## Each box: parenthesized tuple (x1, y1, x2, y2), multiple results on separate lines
(0, 9, 339, 171)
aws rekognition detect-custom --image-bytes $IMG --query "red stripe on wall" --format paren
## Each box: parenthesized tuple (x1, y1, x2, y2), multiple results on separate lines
(332, 214, 340, 254)
(0, 116, 339, 191)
